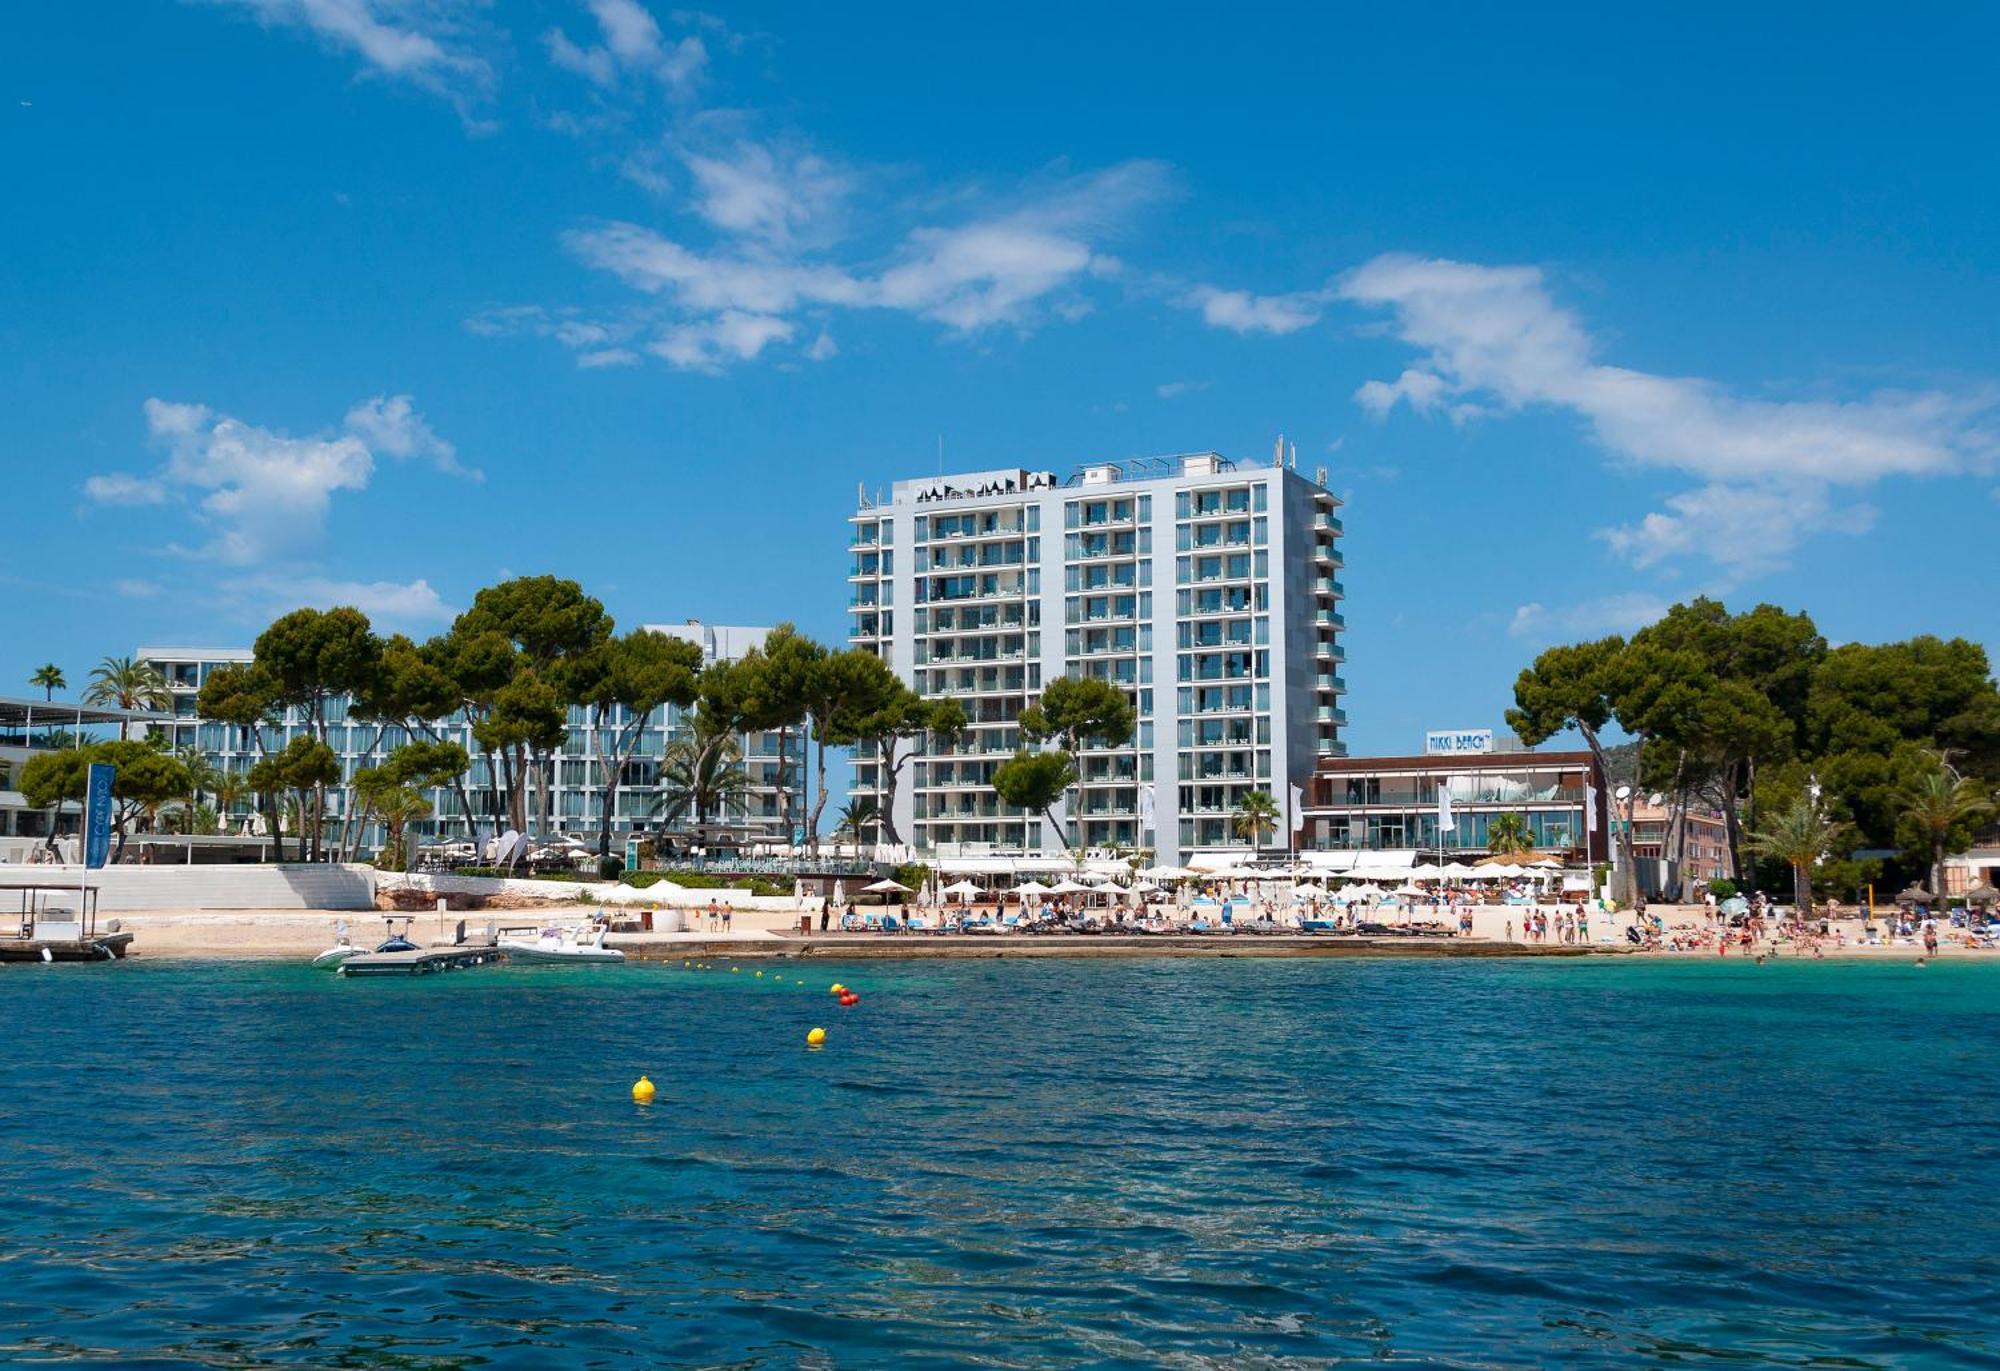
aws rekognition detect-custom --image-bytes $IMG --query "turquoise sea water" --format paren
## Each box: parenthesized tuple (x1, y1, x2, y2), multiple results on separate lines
(1, 956, 1995, 1368)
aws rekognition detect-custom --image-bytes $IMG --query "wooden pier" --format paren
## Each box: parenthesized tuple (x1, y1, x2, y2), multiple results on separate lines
(338, 945, 509, 977)
(0, 879, 133, 962)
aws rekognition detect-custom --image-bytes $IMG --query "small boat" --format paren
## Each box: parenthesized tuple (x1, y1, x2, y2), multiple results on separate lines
(309, 920, 362, 969)
(496, 921, 625, 966)
(316, 916, 418, 969)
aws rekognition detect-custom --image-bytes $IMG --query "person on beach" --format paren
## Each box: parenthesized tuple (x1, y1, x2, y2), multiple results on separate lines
(722, 903, 732, 933)
(1923, 918, 1939, 957)
(706, 898, 720, 932)
(819, 900, 830, 932)
(1504, 918, 1513, 942)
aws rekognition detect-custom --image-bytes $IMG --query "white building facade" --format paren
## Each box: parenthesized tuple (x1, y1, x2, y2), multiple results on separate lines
(138, 621, 803, 848)
(848, 450, 1345, 865)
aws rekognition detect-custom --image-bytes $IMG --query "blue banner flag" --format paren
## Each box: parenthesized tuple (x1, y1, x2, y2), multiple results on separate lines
(83, 762, 115, 870)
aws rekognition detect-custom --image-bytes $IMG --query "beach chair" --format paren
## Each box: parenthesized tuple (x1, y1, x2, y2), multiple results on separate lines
(907, 914, 929, 933)
(1000, 912, 1023, 933)
(880, 914, 902, 934)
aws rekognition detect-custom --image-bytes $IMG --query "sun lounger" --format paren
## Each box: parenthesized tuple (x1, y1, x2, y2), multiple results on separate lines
(880, 914, 902, 933)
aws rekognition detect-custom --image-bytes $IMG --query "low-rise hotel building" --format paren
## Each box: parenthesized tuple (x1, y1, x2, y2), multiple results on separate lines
(1298, 729, 1610, 866)
(138, 620, 803, 848)
(849, 447, 1345, 864)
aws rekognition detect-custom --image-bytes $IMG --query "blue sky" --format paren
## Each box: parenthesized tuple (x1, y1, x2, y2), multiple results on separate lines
(4, 1, 1997, 758)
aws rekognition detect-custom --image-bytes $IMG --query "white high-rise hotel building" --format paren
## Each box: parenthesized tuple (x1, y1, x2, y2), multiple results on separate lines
(849, 448, 1345, 864)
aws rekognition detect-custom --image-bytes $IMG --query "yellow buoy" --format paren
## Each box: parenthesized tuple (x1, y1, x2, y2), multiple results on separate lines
(755, 970, 764, 978)
(632, 1075, 656, 1104)
(806, 1027, 827, 1047)
(732, 966, 741, 973)
(830, 982, 846, 994)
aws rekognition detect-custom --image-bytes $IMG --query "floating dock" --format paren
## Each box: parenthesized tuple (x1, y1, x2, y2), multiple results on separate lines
(0, 879, 133, 962)
(338, 945, 508, 977)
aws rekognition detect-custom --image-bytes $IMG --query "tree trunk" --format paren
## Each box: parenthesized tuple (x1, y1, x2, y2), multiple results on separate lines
(1578, 720, 1640, 908)
(267, 792, 284, 863)
(1720, 758, 1746, 882)
(876, 735, 907, 848)
(1792, 858, 1811, 912)
(807, 727, 830, 857)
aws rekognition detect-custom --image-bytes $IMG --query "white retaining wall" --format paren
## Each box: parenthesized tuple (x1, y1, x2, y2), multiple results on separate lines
(1, 864, 378, 912)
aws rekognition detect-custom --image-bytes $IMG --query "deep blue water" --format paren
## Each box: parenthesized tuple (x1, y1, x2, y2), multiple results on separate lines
(1, 955, 1996, 1369)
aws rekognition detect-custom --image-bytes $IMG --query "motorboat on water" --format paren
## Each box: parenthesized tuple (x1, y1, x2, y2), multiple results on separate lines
(312, 917, 419, 969)
(496, 920, 625, 966)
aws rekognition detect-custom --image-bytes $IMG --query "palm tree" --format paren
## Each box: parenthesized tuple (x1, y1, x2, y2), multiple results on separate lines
(1486, 812, 1534, 856)
(1232, 789, 1280, 849)
(173, 746, 222, 834)
(29, 664, 65, 701)
(653, 722, 753, 830)
(1744, 794, 1851, 912)
(214, 770, 247, 832)
(1897, 754, 1994, 904)
(84, 656, 172, 738)
(835, 797, 880, 851)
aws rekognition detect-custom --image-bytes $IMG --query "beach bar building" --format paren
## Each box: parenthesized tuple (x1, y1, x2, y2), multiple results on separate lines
(1298, 730, 1609, 867)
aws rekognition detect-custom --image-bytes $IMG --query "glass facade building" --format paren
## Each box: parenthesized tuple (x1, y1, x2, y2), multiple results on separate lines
(849, 450, 1346, 864)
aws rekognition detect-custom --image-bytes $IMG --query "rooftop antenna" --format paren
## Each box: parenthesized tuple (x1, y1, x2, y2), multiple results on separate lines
(1288, 441, 1298, 470)
(937, 434, 944, 476)
(1273, 433, 1285, 467)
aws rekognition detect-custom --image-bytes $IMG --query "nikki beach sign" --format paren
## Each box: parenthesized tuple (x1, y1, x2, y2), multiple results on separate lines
(1425, 728, 1494, 756)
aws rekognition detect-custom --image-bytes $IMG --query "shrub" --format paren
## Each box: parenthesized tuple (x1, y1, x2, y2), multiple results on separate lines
(1706, 877, 1738, 900)
(597, 855, 625, 880)
(621, 871, 672, 889)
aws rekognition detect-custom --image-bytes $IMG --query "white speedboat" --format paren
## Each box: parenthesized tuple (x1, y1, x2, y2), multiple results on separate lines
(312, 917, 417, 969)
(496, 923, 626, 966)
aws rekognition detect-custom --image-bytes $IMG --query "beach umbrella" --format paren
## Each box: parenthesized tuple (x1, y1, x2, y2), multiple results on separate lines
(1965, 883, 1998, 906)
(1013, 878, 1054, 896)
(1049, 877, 1094, 894)
(1132, 880, 1161, 893)
(861, 878, 911, 893)
(832, 879, 845, 906)
(939, 879, 986, 900)
(1894, 884, 1933, 905)
(1290, 882, 1328, 900)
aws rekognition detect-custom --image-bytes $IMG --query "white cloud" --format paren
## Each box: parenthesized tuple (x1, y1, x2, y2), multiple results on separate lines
(82, 473, 167, 506)
(648, 311, 795, 371)
(209, 0, 494, 114)
(113, 578, 163, 599)
(1342, 253, 1999, 580)
(1355, 367, 1449, 418)
(805, 329, 837, 362)
(555, 160, 1171, 369)
(684, 142, 848, 247)
(342, 394, 481, 480)
(1157, 379, 1209, 399)
(83, 395, 463, 565)
(273, 575, 454, 625)
(545, 0, 707, 93)
(1184, 283, 1330, 335)
(577, 347, 642, 368)
(1508, 593, 1672, 641)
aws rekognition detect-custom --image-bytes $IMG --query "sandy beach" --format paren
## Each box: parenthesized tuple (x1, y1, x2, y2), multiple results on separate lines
(83, 905, 1993, 962)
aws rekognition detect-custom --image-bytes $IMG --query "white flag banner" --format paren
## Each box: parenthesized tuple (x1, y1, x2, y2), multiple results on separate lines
(1138, 782, 1156, 829)
(1289, 782, 1305, 833)
(1584, 782, 1598, 833)
(1436, 782, 1455, 837)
